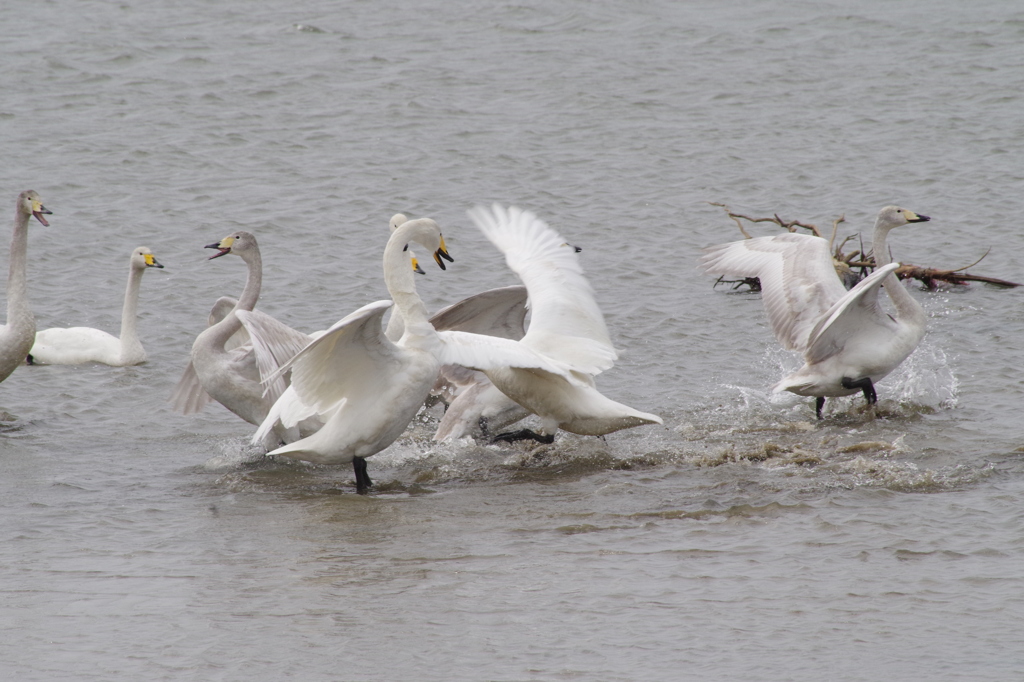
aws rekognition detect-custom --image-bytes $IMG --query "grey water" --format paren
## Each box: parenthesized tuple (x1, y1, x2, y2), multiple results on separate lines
(2, 0, 1023, 679)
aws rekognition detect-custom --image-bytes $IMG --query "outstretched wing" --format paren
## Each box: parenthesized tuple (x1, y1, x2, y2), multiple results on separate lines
(429, 285, 528, 340)
(235, 309, 312, 404)
(169, 359, 213, 414)
(264, 300, 398, 415)
(700, 232, 848, 352)
(468, 204, 616, 375)
(803, 262, 900, 364)
(436, 329, 586, 387)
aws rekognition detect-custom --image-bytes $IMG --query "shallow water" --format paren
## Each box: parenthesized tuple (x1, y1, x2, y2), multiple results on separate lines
(2, 0, 1024, 679)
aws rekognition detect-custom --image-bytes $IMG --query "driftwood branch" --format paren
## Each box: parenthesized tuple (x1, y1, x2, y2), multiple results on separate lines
(709, 203, 1020, 289)
(709, 202, 823, 238)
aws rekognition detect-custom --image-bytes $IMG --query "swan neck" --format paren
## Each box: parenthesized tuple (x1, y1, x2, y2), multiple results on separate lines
(871, 220, 923, 321)
(207, 248, 262, 350)
(384, 231, 429, 332)
(118, 261, 145, 357)
(235, 248, 262, 312)
(6, 205, 31, 325)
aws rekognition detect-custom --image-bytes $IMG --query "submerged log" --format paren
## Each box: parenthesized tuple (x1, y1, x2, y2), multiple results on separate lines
(709, 203, 1021, 290)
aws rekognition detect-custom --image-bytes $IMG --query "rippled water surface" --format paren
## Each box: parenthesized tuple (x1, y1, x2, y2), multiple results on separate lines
(2, 0, 1023, 679)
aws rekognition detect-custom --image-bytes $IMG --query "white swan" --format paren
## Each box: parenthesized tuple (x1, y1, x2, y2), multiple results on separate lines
(463, 204, 663, 444)
(233, 213, 525, 445)
(252, 217, 574, 490)
(29, 247, 164, 366)
(700, 205, 931, 418)
(0, 190, 50, 384)
(170, 231, 311, 446)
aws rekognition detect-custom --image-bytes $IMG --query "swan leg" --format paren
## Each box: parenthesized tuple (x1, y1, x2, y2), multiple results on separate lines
(353, 457, 373, 493)
(26, 354, 34, 366)
(492, 429, 555, 445)
(841, 377, 877, 406)
(815, 396, 825, 420)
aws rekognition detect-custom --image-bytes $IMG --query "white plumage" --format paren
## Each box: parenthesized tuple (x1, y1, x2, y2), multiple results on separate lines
(30, 247, 164, 366)
(700, 205, 931, 417)
(460, 204, 663, 443)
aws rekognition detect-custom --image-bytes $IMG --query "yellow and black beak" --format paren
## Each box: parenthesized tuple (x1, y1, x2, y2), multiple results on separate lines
(402, 243, 426, 275)
(32, 200, 51, 227)
(433, 235, 454, 270)
(905, 210, 930, 223)
(145, 254, 165, 269)
(205, 236, 234, 259)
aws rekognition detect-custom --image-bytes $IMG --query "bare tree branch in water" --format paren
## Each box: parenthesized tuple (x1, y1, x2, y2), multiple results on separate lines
(708, 203, 1021, 290)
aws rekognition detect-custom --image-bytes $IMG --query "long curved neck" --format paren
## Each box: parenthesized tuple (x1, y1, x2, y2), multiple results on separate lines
(872, 221, 924, 323)
(6, 206, 31, 327)
(118, 262, 145, 357)
(383, 229, 430, 337)
(207, 249, 262, 351)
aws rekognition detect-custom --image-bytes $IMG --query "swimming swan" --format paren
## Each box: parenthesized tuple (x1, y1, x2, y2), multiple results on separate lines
(700, 205, 931, 418)
(30, 247, 164, 366)
(463, 204, 663, 444)
(0, 190, 50, 384)
(252, 217, 573, 491)
(169, 231, 311, 446)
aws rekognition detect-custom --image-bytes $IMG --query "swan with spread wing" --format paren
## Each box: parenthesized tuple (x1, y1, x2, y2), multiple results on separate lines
(700, 205, 931, 418)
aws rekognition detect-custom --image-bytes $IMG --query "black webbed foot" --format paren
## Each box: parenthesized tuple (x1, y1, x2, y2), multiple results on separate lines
(353, 456, 373, 493)
(492, 429, 555, 445)
(815, 396, 825, 420)
(841, 376, 877, 406)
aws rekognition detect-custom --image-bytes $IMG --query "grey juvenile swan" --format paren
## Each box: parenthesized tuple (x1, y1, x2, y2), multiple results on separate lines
(170, 231, 310, 446)
(0, 191, 51, 384)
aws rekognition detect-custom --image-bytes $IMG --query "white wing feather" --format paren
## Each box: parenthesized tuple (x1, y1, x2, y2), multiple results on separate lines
(264, 300, 398, 414)
(436, 329, 585, 387)
(803, 262, 900, 364)
(235, 309, 312, 404)
(700, 232, 848, 352)
(468, 204, 616, 374)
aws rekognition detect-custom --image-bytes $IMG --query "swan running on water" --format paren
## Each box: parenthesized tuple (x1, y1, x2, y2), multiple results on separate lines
(252, 217, 577, 491)
(0, 191, 50, 385)
(464, 204, 663, 444)
(700, 205, 931, 418)
(30, 247, 164, 366)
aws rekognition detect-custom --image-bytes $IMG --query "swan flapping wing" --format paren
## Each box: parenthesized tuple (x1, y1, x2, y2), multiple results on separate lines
(235, 309, 312, 405)
(468, 204, 617, 375)
(169, 359, 215, 414)
(436, 329, 587, 387)
(263, 300, 398, 415)
(429, 284, 528, 340)
(803, 262, 900, 365)
(700, 233, 848, 352)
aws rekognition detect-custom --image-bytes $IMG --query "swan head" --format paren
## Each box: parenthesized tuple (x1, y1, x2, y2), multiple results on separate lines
(132, 246, 164, 270)
(391, 216, 454, 270)
(876, 205, 930, 231)
(205, 231, 257, 260)
(18, 190, 51, 227)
